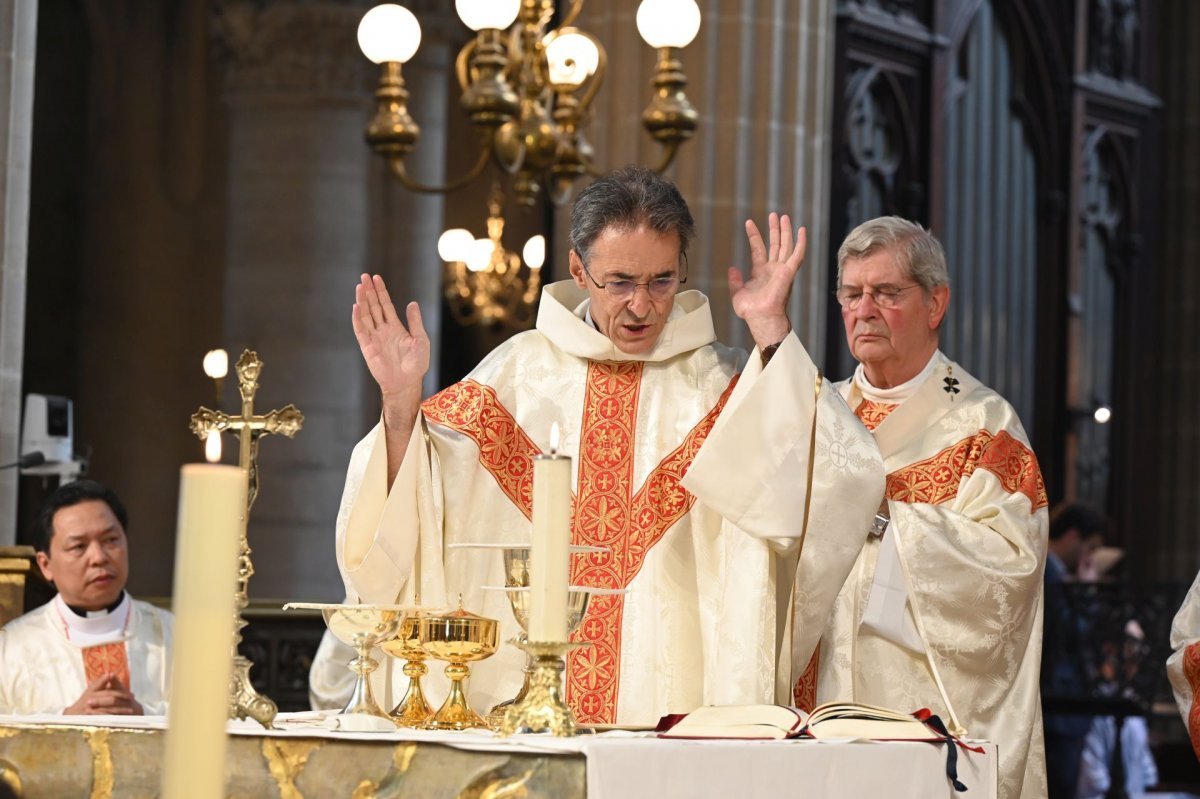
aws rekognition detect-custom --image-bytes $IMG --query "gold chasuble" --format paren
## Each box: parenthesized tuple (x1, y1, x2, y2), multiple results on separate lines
(334, 281, 883, 725)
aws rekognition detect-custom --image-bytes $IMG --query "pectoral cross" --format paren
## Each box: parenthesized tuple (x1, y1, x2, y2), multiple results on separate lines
(190, 349, 303, 728)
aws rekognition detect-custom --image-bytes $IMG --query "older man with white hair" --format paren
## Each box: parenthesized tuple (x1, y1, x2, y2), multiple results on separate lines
(688, 216, 1049, 799)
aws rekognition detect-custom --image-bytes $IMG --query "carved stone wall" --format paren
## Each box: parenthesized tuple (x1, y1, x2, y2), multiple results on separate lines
(215, 0, 451, 600)
(554, 0, 839, 357)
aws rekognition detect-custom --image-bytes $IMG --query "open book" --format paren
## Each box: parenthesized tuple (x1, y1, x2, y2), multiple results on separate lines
(657, 701, 944, 741)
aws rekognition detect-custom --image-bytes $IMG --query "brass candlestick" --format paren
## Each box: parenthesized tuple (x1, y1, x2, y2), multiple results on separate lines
(190, 349, 303, 728)
(500, 640, 590, 737)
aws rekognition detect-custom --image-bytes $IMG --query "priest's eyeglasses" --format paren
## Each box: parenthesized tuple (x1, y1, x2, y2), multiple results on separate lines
(834, 284, 921, 310)
(581, 259, 687, 301)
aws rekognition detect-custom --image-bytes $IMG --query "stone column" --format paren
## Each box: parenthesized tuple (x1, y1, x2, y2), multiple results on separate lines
(216, 0, 450, 599)
(1150, 0, 1200, 581)
(555, 0, 838, 355)
(0, 0, 36, 545)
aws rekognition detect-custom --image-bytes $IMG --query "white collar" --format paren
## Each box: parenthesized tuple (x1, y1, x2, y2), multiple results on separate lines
(53, 591, 131, 646)
(536, 280, 714, 362)
(853, 350, 942, 404)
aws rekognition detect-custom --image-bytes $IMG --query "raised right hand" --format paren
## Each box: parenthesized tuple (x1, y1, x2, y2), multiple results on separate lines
(352, 274, 430, 402)
(64, 672, 144, 715)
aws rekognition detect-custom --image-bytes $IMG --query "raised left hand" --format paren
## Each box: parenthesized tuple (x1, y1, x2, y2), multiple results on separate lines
(729, 212, 807, 349)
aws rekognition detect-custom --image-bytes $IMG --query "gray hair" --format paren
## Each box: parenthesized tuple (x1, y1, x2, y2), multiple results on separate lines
(836, 216, 949, 292)
(569, 166, 694, 263)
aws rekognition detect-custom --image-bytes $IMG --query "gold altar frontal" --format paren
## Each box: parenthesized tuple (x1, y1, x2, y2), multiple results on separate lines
(0, 721, 585, 798)
(0, 716, 1000, 799)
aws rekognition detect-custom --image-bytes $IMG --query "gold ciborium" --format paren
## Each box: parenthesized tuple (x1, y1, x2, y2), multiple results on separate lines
(377, 608, 437, 727)
(419, 600, 498, 730)
(284, 602, 401, 730)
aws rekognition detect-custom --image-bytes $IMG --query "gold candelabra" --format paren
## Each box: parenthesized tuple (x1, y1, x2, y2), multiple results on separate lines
(189, 349, 304, 728)
(439, 192, 543, 328)
(357, 0, 702, 208)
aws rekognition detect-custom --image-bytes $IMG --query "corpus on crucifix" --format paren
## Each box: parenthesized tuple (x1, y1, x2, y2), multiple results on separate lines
(189, 349, 303, 727)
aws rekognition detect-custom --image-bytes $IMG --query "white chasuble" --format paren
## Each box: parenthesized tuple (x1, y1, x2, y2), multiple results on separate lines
(1167, 569, 1200, 760)
(0, 595, 173, 715)
(820, 351, 1049, 799)
(337, 281, 821, 725)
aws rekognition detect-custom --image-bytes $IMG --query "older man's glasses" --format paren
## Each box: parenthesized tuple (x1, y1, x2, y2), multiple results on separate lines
(582, 261, 686, 300)
(834, 284, 921, 310)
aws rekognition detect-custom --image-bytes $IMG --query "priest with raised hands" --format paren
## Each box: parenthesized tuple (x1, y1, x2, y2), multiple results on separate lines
(333, 166, 883, 726)
(0, 480, 174, 715)
(687, 216, 1049, 799)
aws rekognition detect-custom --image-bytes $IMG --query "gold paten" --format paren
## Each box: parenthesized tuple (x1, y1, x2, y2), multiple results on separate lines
(378, 610, 436, 727)
(262, 738, 322, 799)
(190, 349, 304, 728)
(420, 601, 498, 730)
(85, 728, 114, 799)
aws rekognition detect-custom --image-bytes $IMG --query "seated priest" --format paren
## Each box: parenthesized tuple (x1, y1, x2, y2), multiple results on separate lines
(685, 217, 1049, 799)
(0, 480, 173, 715)
(1167, 567, 1200, 760)
(334, 166, 884, 725)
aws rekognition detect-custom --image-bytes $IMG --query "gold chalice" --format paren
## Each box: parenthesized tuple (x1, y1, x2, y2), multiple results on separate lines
(419, 600, 498, 730)
(377, 607, 437, 727)
(485, 583, 591, 725)
(283, 602, 401, 730)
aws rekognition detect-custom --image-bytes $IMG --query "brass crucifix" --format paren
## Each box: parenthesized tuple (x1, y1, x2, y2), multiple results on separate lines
(190, 349, 303, 728)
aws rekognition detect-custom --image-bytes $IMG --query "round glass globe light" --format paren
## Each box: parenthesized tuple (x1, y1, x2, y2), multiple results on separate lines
(636, 0, 701, 49)
(545, 33, 600, 87)
(357, 4, 422, 64)
(202, 348, 228, 379)
(1093, 405, 1113, 424)
(455, 0, 521, 32)
(465, 238, 494, 272)
(523, 235, 546, 269)
(437, 228, 474, 263)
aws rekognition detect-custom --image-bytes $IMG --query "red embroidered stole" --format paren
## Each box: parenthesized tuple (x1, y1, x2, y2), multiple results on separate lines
(83, 642, 131, 688)
(423, 361, 737, 723)
(1185, 640, 1200, 759)
(854, 399, 898, 432)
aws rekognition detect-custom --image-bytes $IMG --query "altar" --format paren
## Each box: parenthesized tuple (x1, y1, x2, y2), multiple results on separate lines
(0, 714, 997, 798)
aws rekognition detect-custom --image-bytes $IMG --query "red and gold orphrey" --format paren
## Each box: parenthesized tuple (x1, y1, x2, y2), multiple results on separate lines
(1185, 641, 1200, 760)
(82, 642, 131, 689)
(424, 363, 737, 723)
(854, 399, 898, 432)
(885, 428, 1047, 510)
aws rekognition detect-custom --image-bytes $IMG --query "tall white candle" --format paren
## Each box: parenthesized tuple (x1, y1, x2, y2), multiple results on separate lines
(161, 461, 245, 799)
(530, 423, 571, 642)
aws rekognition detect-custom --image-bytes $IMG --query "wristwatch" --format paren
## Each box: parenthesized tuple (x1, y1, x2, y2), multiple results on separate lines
(869, 513, 889, 539)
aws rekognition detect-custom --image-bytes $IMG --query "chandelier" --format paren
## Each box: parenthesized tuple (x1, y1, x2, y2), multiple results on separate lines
(437, 191, 546, 328)
(356, 0, 703, 207)
(356, 0, 702, 329)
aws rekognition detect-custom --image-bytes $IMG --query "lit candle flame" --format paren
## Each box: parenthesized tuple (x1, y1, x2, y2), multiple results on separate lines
(549, 422, 560, 455)
(205, 430, 221, 463)
(203, 349, 228, 379)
